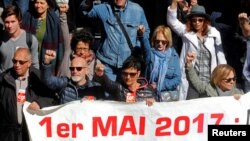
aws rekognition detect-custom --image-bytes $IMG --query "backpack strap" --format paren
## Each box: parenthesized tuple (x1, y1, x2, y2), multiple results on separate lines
(26, 32, 33, 51)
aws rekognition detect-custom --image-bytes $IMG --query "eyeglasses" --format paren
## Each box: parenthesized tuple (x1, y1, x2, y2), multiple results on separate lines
(191, 18, 205, 23)
(223, 77, 237, 83)
(155, 40, 168, 46)
(76, 48, 89, 52)
(12, 59, 29, 65)
(69, 67, 85, 71)
(122, 72, 138, 77)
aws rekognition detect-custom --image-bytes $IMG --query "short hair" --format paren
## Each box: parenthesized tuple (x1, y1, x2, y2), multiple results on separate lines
(71, 28, 94, 51)
(14, 48, 32, 61)
(122, 56, 141, 71)
(151, 25, 173, 48)
(210, 64, 236, 87)
(1, 5, 22, 22)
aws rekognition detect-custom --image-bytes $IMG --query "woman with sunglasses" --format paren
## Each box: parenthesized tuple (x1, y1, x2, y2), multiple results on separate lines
(94, 56, 156, 106)
(138, 25, 181, 102)
(185, 52, 243, 98)
(167, 0, 227, 100)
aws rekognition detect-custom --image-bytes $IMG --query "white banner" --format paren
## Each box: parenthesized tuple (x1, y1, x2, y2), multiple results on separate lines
(23, 94, 250, 141)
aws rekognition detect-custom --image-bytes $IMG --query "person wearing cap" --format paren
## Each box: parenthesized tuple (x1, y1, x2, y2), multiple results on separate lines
(238, 12, 250, 93)
(167, 0, 227, 100)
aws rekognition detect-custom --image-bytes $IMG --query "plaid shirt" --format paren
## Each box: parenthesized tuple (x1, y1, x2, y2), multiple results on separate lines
(194, 39, 211, 83)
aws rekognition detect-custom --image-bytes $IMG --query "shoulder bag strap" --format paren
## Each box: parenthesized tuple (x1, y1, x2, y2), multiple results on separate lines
(114, 14, 134, 50)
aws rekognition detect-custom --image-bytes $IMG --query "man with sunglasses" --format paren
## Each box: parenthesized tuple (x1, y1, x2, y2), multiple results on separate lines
(94, 56, 156, 106)
(41, 50, 105, 104)
(0, 48, 55, 141)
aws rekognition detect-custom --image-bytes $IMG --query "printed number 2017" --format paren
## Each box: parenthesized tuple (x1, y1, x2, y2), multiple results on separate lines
(155, 113, 224, 136)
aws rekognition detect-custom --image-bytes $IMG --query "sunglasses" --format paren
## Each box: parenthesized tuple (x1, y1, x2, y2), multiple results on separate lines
(122, 72, 138, 77)
(155, 40, 168, 46)
(76, 48, 89, 52)
(69, 67, 85, 71)
(191, 18, 205, 23)
(223, 77, 236, 83)
(12, 59, 29, 65)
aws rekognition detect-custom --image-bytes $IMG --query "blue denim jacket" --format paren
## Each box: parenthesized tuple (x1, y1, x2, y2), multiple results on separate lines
(82, 1, 150, 68)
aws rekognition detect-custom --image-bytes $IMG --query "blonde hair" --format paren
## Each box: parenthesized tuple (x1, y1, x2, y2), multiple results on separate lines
(210, 64, 236, 87)
(151, 25, 173, 48)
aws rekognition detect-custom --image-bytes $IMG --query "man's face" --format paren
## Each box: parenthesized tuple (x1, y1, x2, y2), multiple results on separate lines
(4, 15, 21, 36)
(122, 67, 140, 87)
(12, 50, 31, 77)
(70, 57, 88, 84)
(114, 0, 126, 8)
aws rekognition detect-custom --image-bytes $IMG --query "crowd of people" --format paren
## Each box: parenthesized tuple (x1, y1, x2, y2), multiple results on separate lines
(0, 0, 250, 140)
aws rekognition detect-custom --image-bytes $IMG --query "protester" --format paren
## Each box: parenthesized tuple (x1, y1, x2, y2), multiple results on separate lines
(22, 0, 64, 75)
(139, 25, 181, 102)
(59, 28, 102, 80)
(41, 50, 105, 104)
(238, 12, 250, 93)
(167, 0, 227, 100)
(80, 0, 150, 82)
(0, 48, 55, 141)
(185, 52, 243, 98)
(0, 5, 39, 73)
(94, 56, 156, 106)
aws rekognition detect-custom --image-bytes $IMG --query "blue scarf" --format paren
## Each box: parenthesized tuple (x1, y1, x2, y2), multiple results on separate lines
(149, 48, 172, 94)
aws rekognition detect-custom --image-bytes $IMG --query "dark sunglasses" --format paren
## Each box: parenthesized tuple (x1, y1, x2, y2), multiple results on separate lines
(12, 59, 29, 65)
(155, 40, 168, 46)
(191, 18, 205, 23)
(69, 67, 84, 71)
(122, 72, 138, 77)
(223, 77, 237, 83)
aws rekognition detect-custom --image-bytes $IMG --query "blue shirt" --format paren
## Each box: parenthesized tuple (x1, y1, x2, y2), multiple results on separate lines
(82, 1, 150, 68)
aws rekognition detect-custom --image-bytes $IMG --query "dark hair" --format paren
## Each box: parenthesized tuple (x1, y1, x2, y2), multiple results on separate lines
(122, 56, 141, 71)
(1, 5, 22, 22)
(71, 28, 94, 51)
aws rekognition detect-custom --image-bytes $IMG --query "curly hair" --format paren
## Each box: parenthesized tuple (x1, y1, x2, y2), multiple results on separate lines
(70, 28, 94, 51)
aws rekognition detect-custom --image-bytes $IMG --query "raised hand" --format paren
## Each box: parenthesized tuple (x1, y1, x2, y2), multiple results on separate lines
(44, 50, 56, 65)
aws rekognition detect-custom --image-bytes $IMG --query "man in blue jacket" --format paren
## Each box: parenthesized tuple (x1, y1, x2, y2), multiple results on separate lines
(41, 50, 105, 104)
(80, 0, 150, 82)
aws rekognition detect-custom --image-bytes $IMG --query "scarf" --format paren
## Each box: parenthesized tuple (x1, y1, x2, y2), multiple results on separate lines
(22, 9, 64, 75)
(149, 48, 172, 95)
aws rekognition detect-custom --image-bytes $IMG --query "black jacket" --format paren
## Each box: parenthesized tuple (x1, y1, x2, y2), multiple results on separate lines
(0, 67, 55, 141)
(94, 74, 157, 102)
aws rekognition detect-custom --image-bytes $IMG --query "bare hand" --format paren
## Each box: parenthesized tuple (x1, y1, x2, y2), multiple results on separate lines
(145, 98, 155, 106)
(28, 101, 40, 110)
(58, 3, 69, 13)
(44, 50, 56, 65)
(137, 25, 145, 37)
(233, 94, 242, 100)
(186, 52, 196, 65)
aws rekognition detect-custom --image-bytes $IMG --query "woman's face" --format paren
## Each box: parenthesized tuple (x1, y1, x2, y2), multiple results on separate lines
(34, 0, 49, 16)
(75, 41, 90, 58)
(218, 71, 236, 91)
(191, 16, 205, 32)
(154, 32, 168, 52)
